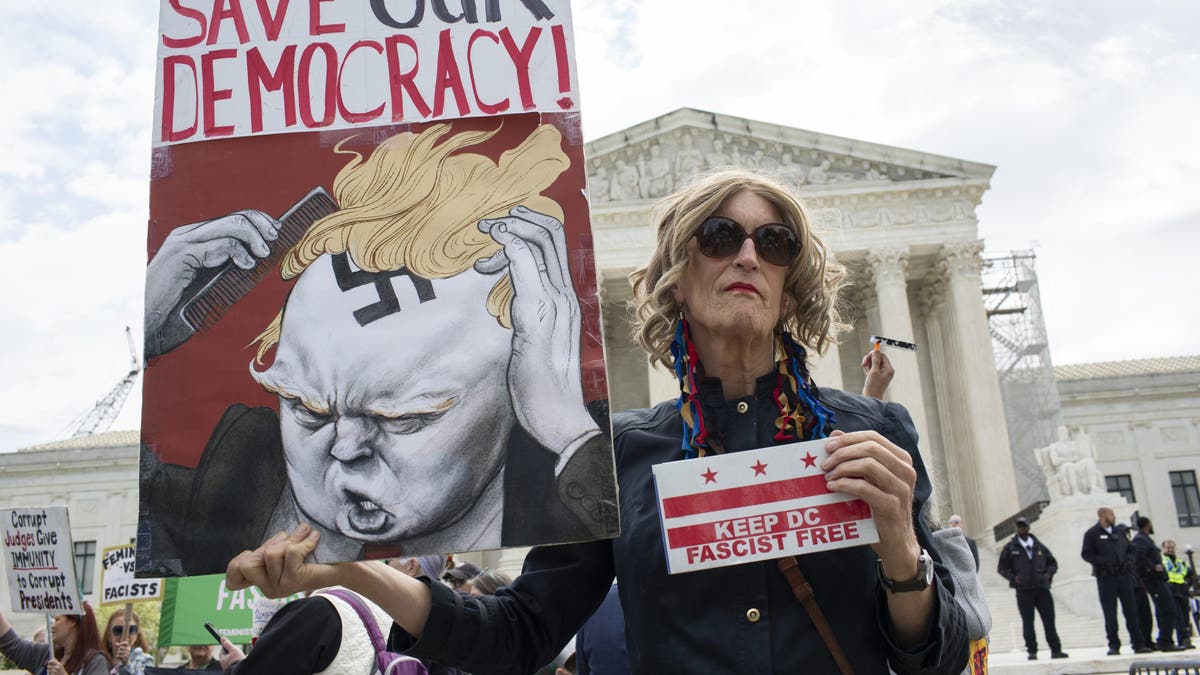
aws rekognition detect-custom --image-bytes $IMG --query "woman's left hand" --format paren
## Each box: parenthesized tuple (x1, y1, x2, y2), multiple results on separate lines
(45, 658, 65, 675)
(822, 429, 921, 576)
(476, 206, 600, 454)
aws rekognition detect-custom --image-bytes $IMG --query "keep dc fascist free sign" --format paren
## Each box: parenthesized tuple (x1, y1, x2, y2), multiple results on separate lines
(652, 439, 879, 574)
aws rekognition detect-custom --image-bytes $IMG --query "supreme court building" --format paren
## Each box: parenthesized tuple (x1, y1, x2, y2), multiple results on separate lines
(586, 108, 1020, 537)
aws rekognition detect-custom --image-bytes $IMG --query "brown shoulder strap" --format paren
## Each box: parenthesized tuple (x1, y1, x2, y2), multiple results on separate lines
(777, 556, 855, 675)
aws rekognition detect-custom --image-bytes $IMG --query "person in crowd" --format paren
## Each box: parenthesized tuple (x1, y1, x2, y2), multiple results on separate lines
(226, 169, 970, 674)
(33, 628, 47, 643)
(220, 556, 454, 675)
(467, 569, 514, 597)
(1162, 539, 1196, 649)
(574, 584, 631, 675)
(176, 645, 220, 670)
(1131, 517, 1182, 651)
(103, 610, 155, 674)
(0, 603, 109, 675)
(441, 562, 482, 594)
(1082, 507, 1152, 655)
(860, 348, 894, 399)
(948, 514, 979, 572)
(997, 516, 1067, 660)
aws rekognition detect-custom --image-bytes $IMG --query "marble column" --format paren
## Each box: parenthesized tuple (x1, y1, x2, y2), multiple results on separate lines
(810, 339, 844, 391)
(866, 246, 930, 450)
(919, 278, 979, 534)
(938, 241, 1019, 532)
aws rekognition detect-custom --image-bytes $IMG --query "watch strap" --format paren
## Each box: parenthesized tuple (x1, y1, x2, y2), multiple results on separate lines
(877, 548, 932, 593)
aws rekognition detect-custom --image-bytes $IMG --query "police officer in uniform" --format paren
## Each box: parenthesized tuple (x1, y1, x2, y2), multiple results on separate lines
(1163, 539, 1196, 649)
(1131, 517, 1182, 651)
(1081, 507, 1153, 655)
(997, 516, 1067, 660)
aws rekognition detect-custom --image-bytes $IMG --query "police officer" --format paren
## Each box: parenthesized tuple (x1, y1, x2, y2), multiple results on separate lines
(1131, 517, 1182, 651)
(1163, 539, 1196, 649)
(997, 516, 1067, 660)
(1081, 507, 1153, 655)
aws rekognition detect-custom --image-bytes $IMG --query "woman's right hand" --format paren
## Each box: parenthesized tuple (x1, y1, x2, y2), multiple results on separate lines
(226, 524, 329, 598)
(45, 658, 64, 675)
(112, 639, 130, 663)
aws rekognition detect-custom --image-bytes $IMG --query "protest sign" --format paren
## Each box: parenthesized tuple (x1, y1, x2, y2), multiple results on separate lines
(652, 439, 879, 574)
(1, 507, 83, 614)
(157, 574, 304, 646)
(100, 544, 164, 606)
(138, 0, 617, 577)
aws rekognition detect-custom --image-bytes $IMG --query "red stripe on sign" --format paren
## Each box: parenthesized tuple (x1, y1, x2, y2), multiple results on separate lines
(661, 474, 831, 519)
(666, 499, 871, 549)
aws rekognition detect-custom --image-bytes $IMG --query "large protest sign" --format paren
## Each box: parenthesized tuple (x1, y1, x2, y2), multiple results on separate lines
(100, 544, 164, 606)
(157, 574, 303, 646)
(138, 0, 617, 577)
(652, 439, 879, 574)
(2, 507, 83, 614)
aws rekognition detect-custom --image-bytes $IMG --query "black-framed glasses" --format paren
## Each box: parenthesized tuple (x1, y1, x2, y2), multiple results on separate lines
(111, 625, 138, 636)
(693, 216, 799, 267)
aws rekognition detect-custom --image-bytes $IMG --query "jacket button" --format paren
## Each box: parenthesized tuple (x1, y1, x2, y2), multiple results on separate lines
(746, 608, 761, 622)
(736, 401, 749, 414)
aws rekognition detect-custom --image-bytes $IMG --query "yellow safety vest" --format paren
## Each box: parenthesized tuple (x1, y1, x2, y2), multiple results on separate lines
(1163, 554, 1189, 585)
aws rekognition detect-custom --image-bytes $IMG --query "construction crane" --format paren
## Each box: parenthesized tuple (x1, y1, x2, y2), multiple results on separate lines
(72, 326, 141, 437)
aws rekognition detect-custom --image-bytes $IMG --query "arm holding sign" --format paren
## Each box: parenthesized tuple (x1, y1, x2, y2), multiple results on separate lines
(0, 611, 51, 674)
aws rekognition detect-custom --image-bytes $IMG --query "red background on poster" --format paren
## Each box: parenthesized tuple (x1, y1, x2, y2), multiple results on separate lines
(142, 112, 605, 466)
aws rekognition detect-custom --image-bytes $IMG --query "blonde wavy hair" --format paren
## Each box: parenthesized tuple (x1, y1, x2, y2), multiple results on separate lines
(629, 169, 847, 371)
(251, 122, 569, 364)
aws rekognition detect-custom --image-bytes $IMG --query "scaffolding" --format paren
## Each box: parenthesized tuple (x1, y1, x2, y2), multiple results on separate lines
(982, 251, 1062, 507)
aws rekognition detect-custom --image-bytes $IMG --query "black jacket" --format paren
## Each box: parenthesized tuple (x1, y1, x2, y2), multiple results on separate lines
(1081, 522, 1133, 577)
(394, 380, 969, 674)
(998, 535, 1057, 589)
(1130, 531, 1167, 584)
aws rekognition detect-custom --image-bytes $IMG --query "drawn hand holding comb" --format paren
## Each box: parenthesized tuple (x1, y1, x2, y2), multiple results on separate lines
(144, 188, 337, 359)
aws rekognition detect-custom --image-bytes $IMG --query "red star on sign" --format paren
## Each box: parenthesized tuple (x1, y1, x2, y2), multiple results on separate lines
(701, 467, 718, 484)
(802, 452, 817, 468)
(751, 460, 768, 476)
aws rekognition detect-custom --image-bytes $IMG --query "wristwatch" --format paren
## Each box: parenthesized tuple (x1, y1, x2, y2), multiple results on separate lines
(877, 548, 934, 593)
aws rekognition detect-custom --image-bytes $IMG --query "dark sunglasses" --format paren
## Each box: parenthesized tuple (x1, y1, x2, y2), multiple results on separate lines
(111, 625, 138, 636)
(693, 216, 799, 267)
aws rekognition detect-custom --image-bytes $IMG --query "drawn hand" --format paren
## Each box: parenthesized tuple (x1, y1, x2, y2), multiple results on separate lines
(144, 210, 279, 341)
(475, 206, 600, 459)
(823, 429, 921, 581)
(226, 524, 328, 599)
(861, 350, 894, 399)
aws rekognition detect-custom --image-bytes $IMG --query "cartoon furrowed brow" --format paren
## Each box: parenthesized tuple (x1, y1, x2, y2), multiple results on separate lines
(366, 396, 458, 419)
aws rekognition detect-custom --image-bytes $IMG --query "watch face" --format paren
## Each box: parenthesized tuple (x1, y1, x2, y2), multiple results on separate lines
(922, 552, 934, 586)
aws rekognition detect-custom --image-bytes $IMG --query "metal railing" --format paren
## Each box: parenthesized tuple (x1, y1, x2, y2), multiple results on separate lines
(992, 500, 1050, 543)
(1129, 660, 1200, 674)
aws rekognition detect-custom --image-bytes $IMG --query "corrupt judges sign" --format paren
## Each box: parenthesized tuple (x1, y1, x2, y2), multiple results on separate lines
(1, 507, 83, 614)
(653, 439, 879, 574)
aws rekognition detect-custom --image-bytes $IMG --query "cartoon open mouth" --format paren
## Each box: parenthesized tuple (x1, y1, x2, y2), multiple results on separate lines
(346, 491, 393, 535)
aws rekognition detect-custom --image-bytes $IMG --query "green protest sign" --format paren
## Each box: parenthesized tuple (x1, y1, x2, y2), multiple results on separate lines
(156, 574, 303, 646)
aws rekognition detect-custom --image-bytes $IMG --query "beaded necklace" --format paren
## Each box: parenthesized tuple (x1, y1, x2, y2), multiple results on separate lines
(672, 317, 837, 459)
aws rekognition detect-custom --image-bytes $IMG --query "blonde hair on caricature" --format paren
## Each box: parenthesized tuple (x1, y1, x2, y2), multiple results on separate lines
(629, 169, 847, 371)
(250, 122, 569, 364)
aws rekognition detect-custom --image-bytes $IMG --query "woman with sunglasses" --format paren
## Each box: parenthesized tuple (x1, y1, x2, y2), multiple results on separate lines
(227, 169, 970, 674)
(102, 611, 153, 674)
(0, 603, 109, 675)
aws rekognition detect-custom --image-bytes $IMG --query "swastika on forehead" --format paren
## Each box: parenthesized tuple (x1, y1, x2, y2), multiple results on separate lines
(330, 253, 435, 326)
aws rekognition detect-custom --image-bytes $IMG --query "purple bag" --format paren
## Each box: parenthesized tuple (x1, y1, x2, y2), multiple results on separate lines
(323, 589, 428, 675)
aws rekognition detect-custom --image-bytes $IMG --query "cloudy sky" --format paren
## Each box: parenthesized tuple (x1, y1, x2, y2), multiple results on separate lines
(1, 1, 1196, 451)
